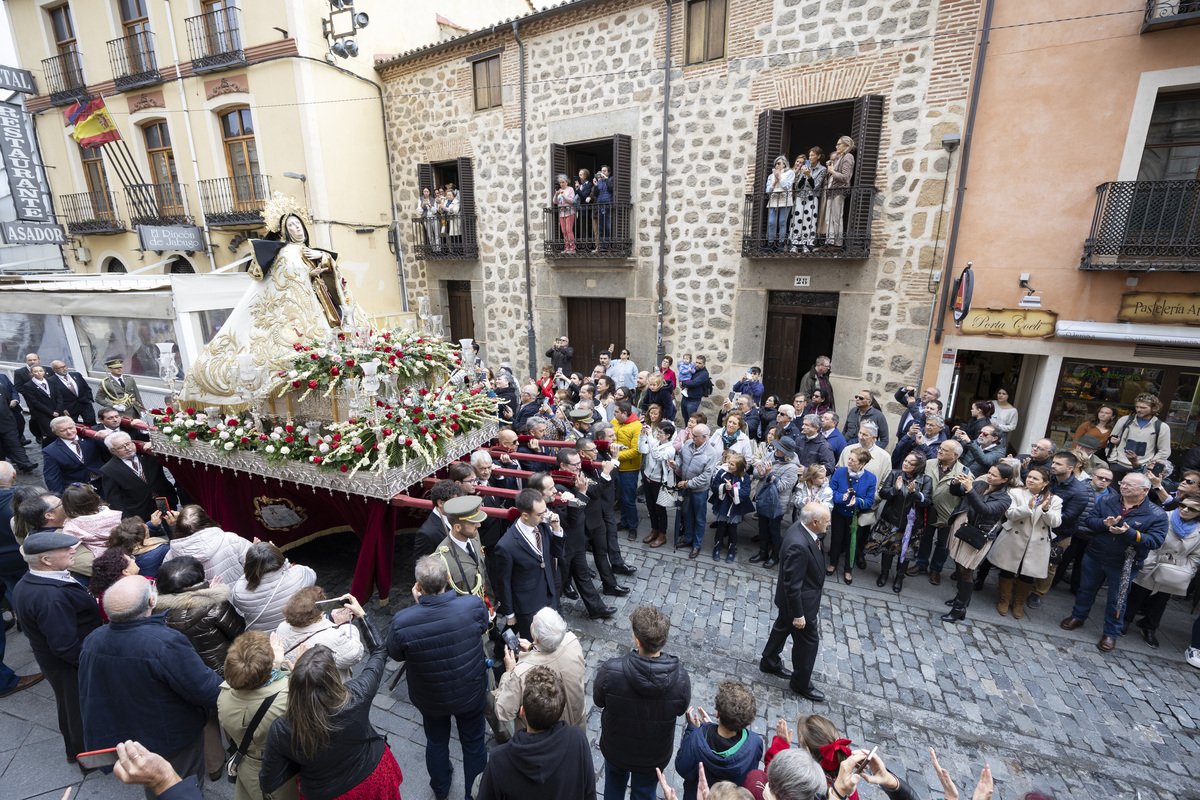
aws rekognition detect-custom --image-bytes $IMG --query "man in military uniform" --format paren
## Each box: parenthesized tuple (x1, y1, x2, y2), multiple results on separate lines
(565, 408, 593, 442)
(96, 359, 145, 415)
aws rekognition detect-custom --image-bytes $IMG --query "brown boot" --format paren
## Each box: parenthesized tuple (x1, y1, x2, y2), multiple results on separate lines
(643, 529, 658, 544)
(650, 532, 667, 548)
(1011, 580, 1033, 620)
(996, 575, 1014, 616)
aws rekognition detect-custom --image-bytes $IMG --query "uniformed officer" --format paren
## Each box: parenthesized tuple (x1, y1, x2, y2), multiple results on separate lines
(434, 495, 496, 614)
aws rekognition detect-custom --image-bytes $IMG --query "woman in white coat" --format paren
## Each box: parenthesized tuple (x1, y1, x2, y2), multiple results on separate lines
(1121, 498, 1200, 648)
(164, 505, 253, 585)
(988, 466, 1062, 619)
(229, 541, 317, 631)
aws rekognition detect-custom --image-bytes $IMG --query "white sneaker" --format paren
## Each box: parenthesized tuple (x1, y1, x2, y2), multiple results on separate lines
(1187, 648, 1200, 669)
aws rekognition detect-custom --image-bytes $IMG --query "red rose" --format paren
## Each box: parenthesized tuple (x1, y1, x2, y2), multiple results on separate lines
(337, 332, 346, 340)
(382, 428, 393, 436)
(419, 426, 428, 434)
(259, 434, 269, 441)
(396, 352, 404, 359)
(450, 423, 460, 431)
(372, 443, 379, 450)
(424, 355, 432, 361)
(374, 345, 382, 351)
(419, 388, 429, 396)
(310, 353, 319, 360)
(187, 432, 197, 439)
(349, 417, 357, 424)
(405, 437, 413, 446)
(312, 456, 322, 464)
(416, 338, 424, 344)
(383, 346, 392, 353)
(385, 412, 393, 420)
(285, 436, 295, 443)
(292, 380, 302, 388)
(186, 408, 195, 414)
(208, 427, 217, 434)
(227, 419, 237, 426)
(240, 437, 250, 444)
(308, 380, 318, 389)
(285, 425, 294, 433)
(332, 434, 341, 442)
(339, 464, 348, 472)
(330, 367, 340, 376)
(345, 358, 356, 367)
(382, 332, 391, 340)
(293, 343, 302, 351)
(450, 414, 459, 420)
(469, 388, 480, 395)
(431, 434, 438, 441)
(354, 444, 364, 453)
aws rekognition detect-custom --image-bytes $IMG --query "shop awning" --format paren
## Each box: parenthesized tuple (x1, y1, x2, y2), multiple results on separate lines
(1055, 320, 1200, 347)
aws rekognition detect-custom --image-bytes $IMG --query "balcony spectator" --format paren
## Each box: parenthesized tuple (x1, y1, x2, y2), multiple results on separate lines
(764, 155, 795, 252)
(577, 168, 597, 247)
(419, 187, 441, 253)
(787, 148, 826, 253)
(554, 174, 577, 253)
(821, 136, 855, 251)
(595, 165, 615, 251)
(989, 386, 1019, 451)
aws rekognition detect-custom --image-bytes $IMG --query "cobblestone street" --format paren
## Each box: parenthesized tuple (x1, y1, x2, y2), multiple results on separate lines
(2, 510, 1198, 799)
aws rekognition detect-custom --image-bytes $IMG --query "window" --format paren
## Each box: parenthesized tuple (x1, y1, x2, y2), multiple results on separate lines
(49, 4, 76, 58)
(685, 0, 727, 65)
(80, 145, 116, 217)
(198, 308, 232, 343)
(219, 107, 259, 178)
(1137, 90, 1200, 181)
(73, 315, 179, 377)
(0, 313, 69, 365)
(472, 55, 502, 111)
(48, 4, 84, 90)
(143, 122, 177, 183)
(119, 0, 149, 34)
(118, 0, 153, 75)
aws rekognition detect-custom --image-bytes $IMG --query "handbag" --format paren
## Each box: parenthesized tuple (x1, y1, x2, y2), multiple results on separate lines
(656, 483, 681, 508)
(224, 693, 279, 783)
(954, 517, 1002, 551)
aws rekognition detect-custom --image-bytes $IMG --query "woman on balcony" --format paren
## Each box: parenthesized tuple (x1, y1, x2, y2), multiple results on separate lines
(554, 174, 577, 253)
(788, 147, 826, 253)
(821, 136, 856, 251)
(576, 168, 596, 249)
(443, 184, 462, 254)
(419, 187, 441, 253)
(764, 155, 795, 252)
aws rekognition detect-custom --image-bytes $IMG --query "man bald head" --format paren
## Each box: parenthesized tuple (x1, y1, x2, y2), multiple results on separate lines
(800, 502, 831, 534)
(103, 576, 155, 624)
(0, 462, 14, 487)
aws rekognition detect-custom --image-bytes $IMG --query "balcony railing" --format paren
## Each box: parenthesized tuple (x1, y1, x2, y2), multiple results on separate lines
(741, 187, 876, 258)
(107, 31, 161, 90)
(1081, 180, 1200, 272)
(1142, 0, 1200, 32)
(125, 182, 191, 226)
(197, 174, 270, 226)
(411, 214, 478, 260)
(185, 6, 246, 73)
(541, 202, 633, 259)
(59, 191, 124, 234)
(41, 50, 88, 107)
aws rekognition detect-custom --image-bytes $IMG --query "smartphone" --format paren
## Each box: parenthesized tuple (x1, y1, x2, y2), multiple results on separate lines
(1150, 461, 1166, 476)
(154, 497, 172, 516)
(854, 746, 879, 775)
(77, 747, 119, 770)
(502, 628, 520, 653)
(314, 598, 349, 612)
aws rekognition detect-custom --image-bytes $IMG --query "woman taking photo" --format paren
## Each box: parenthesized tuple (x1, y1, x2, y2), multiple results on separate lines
(941, 463, 1015, 622)
(1121, 497, 1200, 648)
(553, 174, 576, 253)
(787, 147, 826, 253)
(990, 386, 1019, 451)
(989, 466, 1062, 618)
(259, 624, 400, 800)
(638, 420, 676, 549)
(536, 365, 556, 400)
(1073, 405, 1116, 450)
(964, 400, 995, 441)
(827, 448, 877, 584)
(105, 515, 172, 578)
(230, 542, 317, 632)
(870, 452, 932, 593)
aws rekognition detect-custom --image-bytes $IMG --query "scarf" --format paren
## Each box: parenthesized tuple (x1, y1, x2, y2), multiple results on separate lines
(847, 469, 864, 479)
(819, 739, 853, 771)
(722, 430, 739, 450)
(1169, 508, 1199, 538)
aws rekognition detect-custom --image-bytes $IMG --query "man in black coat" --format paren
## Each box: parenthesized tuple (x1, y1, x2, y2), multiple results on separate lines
(577, 434, 636, 577)
(492, 488, 566, 640)
(11, 531, 105, 765)
(545, 336, 574, 375)
(512, 384, 543, 433)
(793, 414, 835, 474)
(19, 364, 60, 446)
(93, 406, 150, 443)
(760, 502, 832, 701)
(13, 353, 39, 390)
(99, 433, 178, 520)
(413, 479, 464, 559)
(530, 469, 616, 619)
(42, 418, 106, 495)
(50, 361, 96, 426)
(0, 374, 35, 474)
(0, 372, 28, 446)
(477, 666, 594, 800)
(1033, 451, 1094, 608)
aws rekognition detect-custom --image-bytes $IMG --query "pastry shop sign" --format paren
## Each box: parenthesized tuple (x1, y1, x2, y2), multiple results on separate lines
(1118, 292, 1200, 326)
(958, 308, 1058, 338)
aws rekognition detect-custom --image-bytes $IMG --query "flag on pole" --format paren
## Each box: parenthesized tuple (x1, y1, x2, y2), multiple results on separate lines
(64, 98, 121, 147)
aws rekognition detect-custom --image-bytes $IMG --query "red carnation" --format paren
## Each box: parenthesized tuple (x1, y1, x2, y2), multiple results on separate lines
(308, 380, 318, 389)
(382, 346, 392, 353)
(339, 464, 348, 472)
(450, 414, 459, 420)
(424, 355, 432, 361)
(259, 435, 269, 441)
(419, 388, 429, 396)
(385, 412, 393, 420)
(240, 437, 250, 444)
(396, 352, 404, 358)
(332, 434, 341, 442)
(374, 345, 382, 351)
(354, 444, 364, 453)
(310, 353, 319, 360)
(187, 432, 197, 439)
(416, 338, 424, 344)
(330, 367, 340, 376)
(293, 343, 302, 351)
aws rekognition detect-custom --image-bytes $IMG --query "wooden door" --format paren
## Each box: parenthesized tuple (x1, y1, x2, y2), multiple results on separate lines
(566, 298, 626, 372)
(763, 310, 803, 400)
(446, 281, 475, 343)
(763, 291, 839, 400)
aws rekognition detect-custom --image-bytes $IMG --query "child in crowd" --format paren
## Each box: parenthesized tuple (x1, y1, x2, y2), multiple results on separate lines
(765, 714, 861, 800)
(674, 680, 765, 800)
(710, 452, 753, 563)
(677, 353, 695, 384)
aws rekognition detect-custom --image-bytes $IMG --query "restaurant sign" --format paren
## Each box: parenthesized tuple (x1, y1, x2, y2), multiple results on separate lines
(958, 308, 1058, 338)
(1117, 292, 1200, 326)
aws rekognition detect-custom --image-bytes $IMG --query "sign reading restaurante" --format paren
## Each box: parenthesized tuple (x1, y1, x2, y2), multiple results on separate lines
(958, 308, 1058, 338)
(1117, 292, 1200, 326)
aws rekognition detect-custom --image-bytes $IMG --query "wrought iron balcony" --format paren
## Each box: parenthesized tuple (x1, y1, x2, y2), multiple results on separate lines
(107, 31, 161, 90)
(411, 214, 478, 260)
(59, 191, 124, 235)
(541, 202, 633, 259)
(1142, 0, 1200, 32)
(41, 50, 88, 107)
(741, 187, 875, 258)
(197, 174, 269, 227)
(125, 182, 191, 226)
(1080, 180, 1200, 272)
(185, 6, 246, 73)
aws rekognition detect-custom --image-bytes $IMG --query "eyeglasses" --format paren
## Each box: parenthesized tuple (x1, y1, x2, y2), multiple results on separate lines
(1182, 478, 1198, 485)
(1182, 506, 1200, 513)
(855, 395, 869, 401)
(1093, 475, 1112, 482)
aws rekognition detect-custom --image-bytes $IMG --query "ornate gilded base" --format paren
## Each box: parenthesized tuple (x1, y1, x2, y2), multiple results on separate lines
(151, 422, 497, 500)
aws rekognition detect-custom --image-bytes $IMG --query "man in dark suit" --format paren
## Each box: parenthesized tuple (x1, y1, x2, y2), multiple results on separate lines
(42, 417, 106, 495)
(493, 488, 566, 640)
(12, 353, 39, 390)
(413, 479, 463, 559)
(93, 406, 150, 444)
(49, 361, 96, 426)
(512, 384, 542, 432)
(538, 462, 618, 618)
(99, 433, 177, 521)
(759, 502, 832, 701)
(0, 374, 35, 474)
(491, 428, 523, 492)
(19, 364, 59, 446)
(1, 372, 28, 446)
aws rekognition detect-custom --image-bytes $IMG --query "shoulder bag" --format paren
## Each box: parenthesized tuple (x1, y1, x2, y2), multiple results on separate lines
(224, 693, 279, 782)
(953, 518, 1002, 551)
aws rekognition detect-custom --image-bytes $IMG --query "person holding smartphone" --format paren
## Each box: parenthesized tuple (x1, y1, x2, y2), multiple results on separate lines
(1107, 394, 1172, 482)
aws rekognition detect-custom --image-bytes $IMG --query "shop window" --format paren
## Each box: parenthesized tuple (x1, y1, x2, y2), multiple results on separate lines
(471, 54, 502, 111)
(198, 308, 232, 343)
(0, 313, 69, 365)
(73, 315, 179, 377)
(685, 0, 727, 65)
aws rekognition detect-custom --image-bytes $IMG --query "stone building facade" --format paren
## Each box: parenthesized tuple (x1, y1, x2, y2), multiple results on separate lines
(378, 0, 982, 418)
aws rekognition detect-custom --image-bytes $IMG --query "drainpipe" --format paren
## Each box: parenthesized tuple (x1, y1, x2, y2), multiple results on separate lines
(161, 0, 217, 272)
(655, 0, 673, 364)
(513, 21, 536, 380)
(932, 0, 994, 346)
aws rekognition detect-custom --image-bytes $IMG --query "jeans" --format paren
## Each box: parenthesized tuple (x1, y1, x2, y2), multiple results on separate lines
(1070, 553, 1139, 639)
(914, 524, 951, 574)
(604, 759, 659, 800)
(598, 206, 612, 246)
(422, 700, 489, 799)
(767, 207, 789, 246)
(681, 490, 708, 549)
(681, 397, 701, 422)
(617, 470, 639, 530)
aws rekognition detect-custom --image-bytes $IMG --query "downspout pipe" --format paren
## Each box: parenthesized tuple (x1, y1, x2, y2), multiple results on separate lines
(655, 0, 673, 364)
(932, 0, 994, 346)
(513, 21, 536, 380)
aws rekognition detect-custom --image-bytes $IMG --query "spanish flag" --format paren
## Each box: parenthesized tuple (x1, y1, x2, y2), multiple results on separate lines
(63, 98, 122, 147)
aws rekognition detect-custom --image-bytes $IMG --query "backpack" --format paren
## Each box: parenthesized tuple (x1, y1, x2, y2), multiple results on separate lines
(1110, 414, 1163, 461)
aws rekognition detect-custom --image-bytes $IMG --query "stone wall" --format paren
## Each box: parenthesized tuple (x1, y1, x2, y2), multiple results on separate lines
(379, 0, 981, 417)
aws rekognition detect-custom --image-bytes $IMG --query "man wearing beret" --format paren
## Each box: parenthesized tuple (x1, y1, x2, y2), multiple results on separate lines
(11, 531, 104, 767)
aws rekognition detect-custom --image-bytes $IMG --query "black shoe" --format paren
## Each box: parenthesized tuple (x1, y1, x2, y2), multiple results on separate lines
(759, 660, 792, 679)
(16, 465, 37, 474)
(602, 585, 630, 597)
(749, 551, 768, 563)
(562, 585, 579, 600)
(876, 570, 889, 588)
(1027, 594, 1042, 609)
(18, 438, 30, 446)
(612, 564, 637, 576)
(763, 558, 778, 568)
(944, 598, 957, 606)
(892, 572, 905, 594)
(588, 606, 618, 620)
(940, 604, 966, 623)
(842, 573, 852, 585)
(795, 685, 826, 702)
(974, 574, 987, 591)
(855, 556, 866, 570)
(1143, 628, 1160, 649)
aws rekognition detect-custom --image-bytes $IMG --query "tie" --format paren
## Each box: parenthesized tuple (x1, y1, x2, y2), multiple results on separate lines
(128, 458, 145, 481)
(65, 376, 77, 395)
(117, 378, 125, 388)
(466, 541, 478, 564)
(71, 440, 82, 461)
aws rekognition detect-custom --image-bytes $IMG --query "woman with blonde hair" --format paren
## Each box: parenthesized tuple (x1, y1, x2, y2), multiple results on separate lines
(822, 135, 856, 250)
(554, 174, 576, 253)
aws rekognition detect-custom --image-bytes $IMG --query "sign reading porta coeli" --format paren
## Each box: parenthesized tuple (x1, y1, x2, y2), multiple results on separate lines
(1118, 292, 1200, 326)
(958, 308, 1058, 338)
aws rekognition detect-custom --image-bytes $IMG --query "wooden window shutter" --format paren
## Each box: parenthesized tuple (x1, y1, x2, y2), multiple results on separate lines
(417, 163, 434, 198)
(613, 133, 632, 239)
(750, 110, 784, 241)
(456, 156, 476, 217)
(706, 0, 727, 62)
(550, 142, 567, 203)
(848, 94, 885, 236)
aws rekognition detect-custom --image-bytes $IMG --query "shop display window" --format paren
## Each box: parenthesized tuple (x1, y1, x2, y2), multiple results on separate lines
(73, 316, 181, 378)
(0, 313, 70, 364)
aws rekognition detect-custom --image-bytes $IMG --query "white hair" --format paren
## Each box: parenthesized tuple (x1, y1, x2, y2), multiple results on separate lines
(104, 432, 133, 451)
(858, 421, 878, 436)
(469, 451, 493, 469)
(0, 462, 14, 484)
(767, 748, 826, 800)
(1123, 473, 1152, 489)
(50, 416, 75, 433)
(778, 404, 796, 419)
(802, 414, 821, 429)
(942, 439, 963, 456)
(530, 607, 568, 651)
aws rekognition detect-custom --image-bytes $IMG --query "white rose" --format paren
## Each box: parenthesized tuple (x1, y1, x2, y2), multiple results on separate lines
(185, 419, 197, 427)
(219, 431, 230, 440)
(280, 446, 291, 455)
(265, 445, 275, 453)
(224, 442, 234, 451)
(316, 348, 327, 358)
(271, 432, 282, 441)
(319, 443, 330, 454)
(171, 435, 181, 443)
(274, 426, 284, 433)
(162, 427, 173, 435)
(288, 370, 298, 379)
